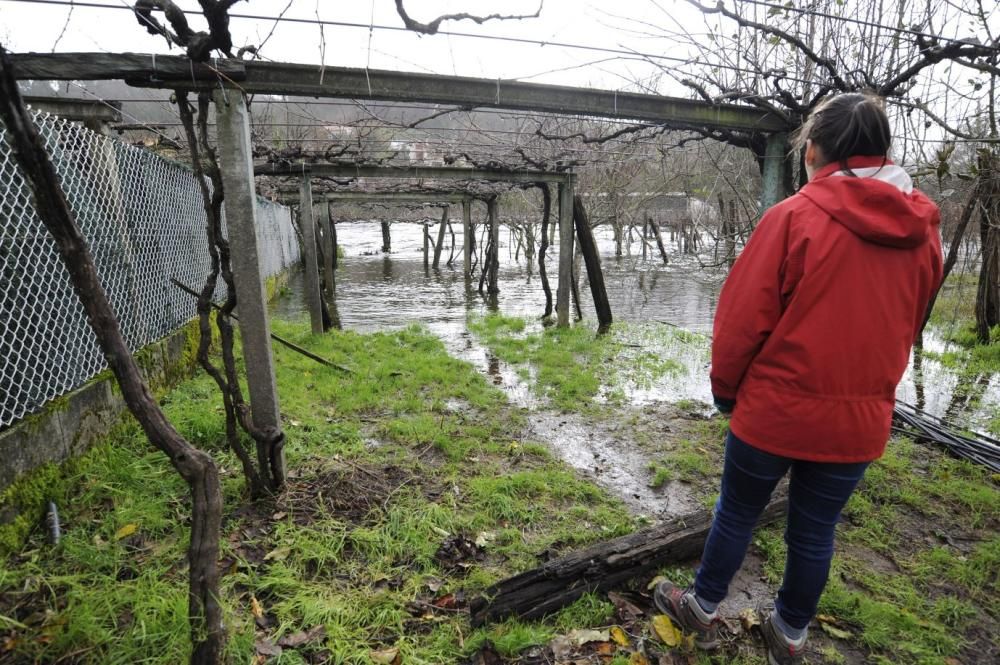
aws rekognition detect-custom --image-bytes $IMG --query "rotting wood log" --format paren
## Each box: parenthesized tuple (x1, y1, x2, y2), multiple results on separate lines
(0, 49, 225, 664)
(469, 491, 788, 626)
(572, 195, 612, 331)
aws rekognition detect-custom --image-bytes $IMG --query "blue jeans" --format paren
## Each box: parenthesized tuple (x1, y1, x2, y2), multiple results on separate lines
(694, 431, 869, 629)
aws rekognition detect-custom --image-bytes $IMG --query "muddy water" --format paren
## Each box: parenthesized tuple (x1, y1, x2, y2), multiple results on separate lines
(271, 221, 999, 516)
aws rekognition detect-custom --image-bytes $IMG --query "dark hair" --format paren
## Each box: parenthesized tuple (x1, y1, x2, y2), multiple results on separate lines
(793, 92, 891, 172)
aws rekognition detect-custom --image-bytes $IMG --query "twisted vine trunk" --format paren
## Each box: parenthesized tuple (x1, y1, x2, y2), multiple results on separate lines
(976, 152, 1000, 343)
(0, 50, 224, 664)
(537, 183, 553, 318)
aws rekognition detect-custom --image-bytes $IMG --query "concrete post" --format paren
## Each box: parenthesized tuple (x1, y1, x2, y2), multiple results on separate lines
(462, 199, 472, 276)
(761, 132, 789, 211)
(298, 176, 324, 334)
(433, 205, 449, 269)
(319, 202, 335, 293)
(556, 178, 575, 327)
(212, 88, 283, 478)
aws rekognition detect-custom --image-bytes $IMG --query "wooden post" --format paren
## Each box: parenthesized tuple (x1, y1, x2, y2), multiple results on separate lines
(423, 222, 430, 268)
(213, 88, 284, 481)
(573, 195, 612, 330)
(433, 205, 449, 268)
(298, 176, 324, 334)
(320, 201, 334, 293)
(462, 199, 472, 276)
(381, 220, 391, 253)
(648, 216, 669, 265)
(642, 221, 648, 260)
(488, 197, 500, 295)
(556, 178, 575, 327)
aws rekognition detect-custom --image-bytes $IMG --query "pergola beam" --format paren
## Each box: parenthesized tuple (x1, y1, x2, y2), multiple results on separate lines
(275, 192, 474, 205)
(23, 95, 121, 128)
(256, 163, 572, 185)
(9, 53, 785, 133)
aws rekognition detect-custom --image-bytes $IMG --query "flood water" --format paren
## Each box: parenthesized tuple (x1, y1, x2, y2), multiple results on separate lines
(270, 220, 998, 513)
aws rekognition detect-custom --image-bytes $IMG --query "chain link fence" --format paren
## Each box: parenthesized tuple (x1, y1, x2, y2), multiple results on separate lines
(1, 110, 300, 430)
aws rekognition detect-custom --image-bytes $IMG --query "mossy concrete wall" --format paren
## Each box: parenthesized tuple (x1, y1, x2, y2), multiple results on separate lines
(0, 268, 293, 549)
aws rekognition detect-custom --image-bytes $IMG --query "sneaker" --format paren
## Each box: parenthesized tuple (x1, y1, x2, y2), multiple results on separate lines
(652, 580, 720, 650)
(760, 608, 807, 665)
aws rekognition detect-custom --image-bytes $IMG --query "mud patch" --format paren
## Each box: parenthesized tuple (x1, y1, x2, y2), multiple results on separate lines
(526, 410, 701, 519)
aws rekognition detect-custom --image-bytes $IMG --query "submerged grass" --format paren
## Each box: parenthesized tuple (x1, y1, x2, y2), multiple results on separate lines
(468, 314, 688, 410)
(0, 322, 634, 663)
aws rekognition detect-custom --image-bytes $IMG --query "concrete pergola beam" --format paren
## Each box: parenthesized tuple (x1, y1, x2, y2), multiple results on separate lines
(8, 53, 784, 132)
(23, 95, 122, 131)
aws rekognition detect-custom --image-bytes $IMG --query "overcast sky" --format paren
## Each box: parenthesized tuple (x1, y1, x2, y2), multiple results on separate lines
(0, 0, 724, 93)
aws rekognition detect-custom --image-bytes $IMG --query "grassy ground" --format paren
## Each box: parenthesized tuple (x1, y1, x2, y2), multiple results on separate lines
(471, 313, 1000, 665)
(2, 306, 998, 664)
(0, 322, 637, 663)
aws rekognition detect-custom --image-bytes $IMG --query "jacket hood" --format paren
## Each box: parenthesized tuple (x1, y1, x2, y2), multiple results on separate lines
(798, 156, 939, 248)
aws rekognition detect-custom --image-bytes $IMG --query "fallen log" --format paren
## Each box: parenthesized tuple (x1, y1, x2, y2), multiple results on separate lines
(469, 490, 787, 626)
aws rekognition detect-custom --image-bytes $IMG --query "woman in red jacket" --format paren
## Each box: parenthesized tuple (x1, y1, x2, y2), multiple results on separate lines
(655, 93, 942, 664)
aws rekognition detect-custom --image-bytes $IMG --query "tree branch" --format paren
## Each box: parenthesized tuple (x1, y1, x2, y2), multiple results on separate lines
(394, 0, 543, 35)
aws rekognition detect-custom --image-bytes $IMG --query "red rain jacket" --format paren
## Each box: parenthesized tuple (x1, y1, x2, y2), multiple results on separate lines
(711, 156, 943, 463)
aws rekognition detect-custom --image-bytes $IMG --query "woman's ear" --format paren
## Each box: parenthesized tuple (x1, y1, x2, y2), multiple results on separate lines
(804, 139, 817, 167)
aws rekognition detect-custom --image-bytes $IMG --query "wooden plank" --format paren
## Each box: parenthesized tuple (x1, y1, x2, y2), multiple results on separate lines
(470, 492, 788, 626)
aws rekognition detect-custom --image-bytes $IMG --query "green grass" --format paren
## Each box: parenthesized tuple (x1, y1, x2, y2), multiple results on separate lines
(468, 314, 686, 410)
(742, 435, 1000, 665)
(0, 322, 635, 664)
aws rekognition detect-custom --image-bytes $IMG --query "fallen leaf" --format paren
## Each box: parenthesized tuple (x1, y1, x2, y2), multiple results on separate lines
(568, 628, 610, 646)
(431, 526, 451, 538)
(594, 641, 616, 656)
(369, 646, 401, 664)
(474, 531, 497, 548)
(114, 523, 138, 540)
(628, 653, 650, 665)
(646, 575, 667, 591)
(819, 622, 852, 640)
(652, 615, 681, 647)
(431, 593, 459, 610)
(277, 625, 326, 648)
(254, 638, 282, 657)
(608, 591, 645, 622)
(739, 607, 760, 633)
(549, 635, 573, 660)
(425, 577, 444, 593)
(610, 625, 630, 647)
(289, 419, 302, 427)
(271, 512, 287, 520)
(264, 546, 291, 561)
(250, 595, 264, 619)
